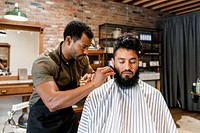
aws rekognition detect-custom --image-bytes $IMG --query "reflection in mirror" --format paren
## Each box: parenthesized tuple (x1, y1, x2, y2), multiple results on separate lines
(0, 18, 44, 77)
(0, 30, 39, 76)
(0, 43, 10, 75)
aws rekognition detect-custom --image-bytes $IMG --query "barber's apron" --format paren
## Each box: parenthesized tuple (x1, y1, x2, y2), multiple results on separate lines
(27, 82, 79, 133)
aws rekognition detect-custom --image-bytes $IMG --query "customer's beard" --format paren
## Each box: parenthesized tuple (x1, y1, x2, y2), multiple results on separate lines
(114, 69, 139, 89)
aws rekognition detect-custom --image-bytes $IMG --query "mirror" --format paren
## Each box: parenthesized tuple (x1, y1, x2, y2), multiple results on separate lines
(0, 43, 10, 75)
(0, 31, 39, 75)
(0, 18, 44, 76)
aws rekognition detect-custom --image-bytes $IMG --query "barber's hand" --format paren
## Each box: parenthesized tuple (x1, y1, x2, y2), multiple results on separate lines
(81, 73, 95, 83)
(92, 66, 115, 88)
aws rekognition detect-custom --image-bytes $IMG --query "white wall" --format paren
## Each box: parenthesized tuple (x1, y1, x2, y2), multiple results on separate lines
(0, 30, 39, 75)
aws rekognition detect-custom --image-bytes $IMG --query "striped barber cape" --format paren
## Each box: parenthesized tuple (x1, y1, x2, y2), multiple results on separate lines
(78, 79, 178, 133)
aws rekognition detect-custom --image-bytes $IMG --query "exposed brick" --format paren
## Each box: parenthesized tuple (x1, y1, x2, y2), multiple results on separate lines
(0, 0, 172, 50)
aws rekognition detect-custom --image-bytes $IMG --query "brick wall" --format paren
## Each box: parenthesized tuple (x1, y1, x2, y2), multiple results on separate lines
(0, 0, 172, 50)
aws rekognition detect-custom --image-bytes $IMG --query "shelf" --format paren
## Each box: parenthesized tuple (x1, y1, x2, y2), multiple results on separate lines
(141, 40, 161, 44)
(139, 72, 160, 81)
(99, 23, 156, 32)
(88, 49, 104, 54)
(100, 38, 160, 44)
(99, 23, 162, 72)
(88, 49, 104, 70)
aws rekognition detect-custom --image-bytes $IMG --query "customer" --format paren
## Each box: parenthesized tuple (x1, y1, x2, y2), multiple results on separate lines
(27, 21, 115, 133)
(78, 33, 178, 133)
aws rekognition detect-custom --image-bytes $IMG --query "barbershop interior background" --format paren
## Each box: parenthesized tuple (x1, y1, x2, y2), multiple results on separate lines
(0, 0, 199, 129)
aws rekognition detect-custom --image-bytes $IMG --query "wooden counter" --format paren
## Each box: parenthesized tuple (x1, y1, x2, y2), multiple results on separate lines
(0, 79, 33, 98)
(0, 78, 84, 115)
(0, 77, 84, 116)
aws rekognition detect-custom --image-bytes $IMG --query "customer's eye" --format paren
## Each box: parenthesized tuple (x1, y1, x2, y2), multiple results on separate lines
(130, 60, 136, 64)
(118, 60, 125, 64)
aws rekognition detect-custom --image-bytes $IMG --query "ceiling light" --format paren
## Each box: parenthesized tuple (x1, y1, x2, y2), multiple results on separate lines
(0, 30, 7, 37)
(4, 3, 28, 21)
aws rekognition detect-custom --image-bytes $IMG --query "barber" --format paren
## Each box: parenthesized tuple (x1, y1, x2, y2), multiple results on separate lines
(27, 21, 115, 133)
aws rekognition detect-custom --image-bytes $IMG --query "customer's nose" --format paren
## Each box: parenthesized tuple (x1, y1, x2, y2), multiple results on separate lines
(124, 61, 131, 70)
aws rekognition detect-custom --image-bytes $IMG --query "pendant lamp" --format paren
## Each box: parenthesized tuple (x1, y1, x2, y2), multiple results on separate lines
(4, 3, 28, 21)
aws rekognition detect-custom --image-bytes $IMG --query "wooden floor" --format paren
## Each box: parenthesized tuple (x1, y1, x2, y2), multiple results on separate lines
(169, 107, 200, 128)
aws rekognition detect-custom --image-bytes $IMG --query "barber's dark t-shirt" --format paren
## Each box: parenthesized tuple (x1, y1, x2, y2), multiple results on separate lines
(27, 44, 89, 133)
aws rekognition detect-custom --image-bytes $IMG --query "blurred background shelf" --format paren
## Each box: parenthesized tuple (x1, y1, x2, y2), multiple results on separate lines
(88, 49, 104, 70)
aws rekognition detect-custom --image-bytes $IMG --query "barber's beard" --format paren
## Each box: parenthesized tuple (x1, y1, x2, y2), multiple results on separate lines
(77, 54, 87, 60)
(114, 69, 139, 89)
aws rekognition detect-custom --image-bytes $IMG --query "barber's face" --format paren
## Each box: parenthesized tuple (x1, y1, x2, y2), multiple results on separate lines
(69, 33, 92, 60)
(112, 48, 139, 88)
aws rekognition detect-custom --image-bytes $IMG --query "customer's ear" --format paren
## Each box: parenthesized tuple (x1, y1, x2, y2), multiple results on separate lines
(111, 58, 115, 67)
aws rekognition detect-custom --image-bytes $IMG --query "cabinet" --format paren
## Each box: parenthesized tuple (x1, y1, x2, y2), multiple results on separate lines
(0, 77, 84, 116)
(88, 49, 104, 70)
(99, 23, 161, 73)
(0, 79, 33, 98)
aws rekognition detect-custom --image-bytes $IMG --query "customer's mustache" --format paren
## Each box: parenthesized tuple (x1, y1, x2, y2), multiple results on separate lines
(121, 70, 133, 74)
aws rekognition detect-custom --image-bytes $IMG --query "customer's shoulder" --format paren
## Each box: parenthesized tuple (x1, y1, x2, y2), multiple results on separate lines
(139, 80, 160, 94)
(85, 79, 115, 105)
(89, 79, 114, 96)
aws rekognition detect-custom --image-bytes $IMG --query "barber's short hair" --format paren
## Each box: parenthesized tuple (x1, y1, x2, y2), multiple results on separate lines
(113, 33, 142, 57)
(63, 21, 94, 42)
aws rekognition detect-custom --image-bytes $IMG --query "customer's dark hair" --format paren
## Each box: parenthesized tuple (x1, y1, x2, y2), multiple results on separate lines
(113, 33, 142, 57)
(63, 21, 94, 42)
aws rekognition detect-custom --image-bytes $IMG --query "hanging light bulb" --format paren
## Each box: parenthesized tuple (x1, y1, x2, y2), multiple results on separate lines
(4, 3, 28, 21)
(0, 30, 7, 37)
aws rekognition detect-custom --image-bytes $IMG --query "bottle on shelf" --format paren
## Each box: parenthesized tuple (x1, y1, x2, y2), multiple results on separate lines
(192, 82, 196, 93)
(196, 78, 200, 94)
